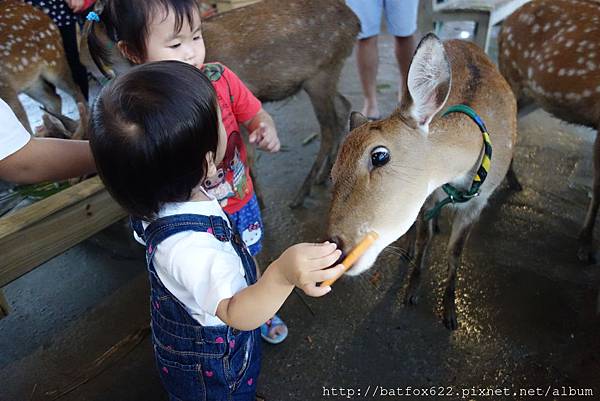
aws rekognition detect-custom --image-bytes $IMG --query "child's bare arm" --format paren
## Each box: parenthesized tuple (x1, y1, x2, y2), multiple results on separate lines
(216, 242, 344, 331)
(243, 108, 280, 152)
(0, 137, 95, 184)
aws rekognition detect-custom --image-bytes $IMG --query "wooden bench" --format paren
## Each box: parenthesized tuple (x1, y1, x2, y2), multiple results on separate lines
(419, 0, 531, 54)
(0, 176, 126, 318)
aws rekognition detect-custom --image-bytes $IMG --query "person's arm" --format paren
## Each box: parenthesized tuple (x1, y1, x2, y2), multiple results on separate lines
(0, 137, 95, 184)
(220, 65, 281, 153)
(216, 242, 344, 331)
(243, 108, 280, 153)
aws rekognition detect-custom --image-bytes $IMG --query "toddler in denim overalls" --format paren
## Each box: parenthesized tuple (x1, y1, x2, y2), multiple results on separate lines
(133, 213, 261, 400)
(88, 61, 344, 401)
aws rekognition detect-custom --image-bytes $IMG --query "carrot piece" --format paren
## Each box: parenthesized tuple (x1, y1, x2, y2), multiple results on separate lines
(321, 231, 379, 287)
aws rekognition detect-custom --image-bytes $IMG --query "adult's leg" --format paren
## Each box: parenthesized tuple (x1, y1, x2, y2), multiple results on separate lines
(385, 0, 419, 101)
(394, 34, 417, 102)
(346, 0, 384, 119)
(356, 36, 380, 119)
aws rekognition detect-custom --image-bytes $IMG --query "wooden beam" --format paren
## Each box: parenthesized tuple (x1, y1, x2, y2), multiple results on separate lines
(0, 176, 126, 289)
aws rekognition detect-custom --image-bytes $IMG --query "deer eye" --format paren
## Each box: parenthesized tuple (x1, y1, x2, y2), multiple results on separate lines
(371, 146, 390, 167)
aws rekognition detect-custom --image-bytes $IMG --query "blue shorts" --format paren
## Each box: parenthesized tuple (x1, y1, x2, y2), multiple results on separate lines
(346, 0, 419, 39)
(229, 194, 263, 256)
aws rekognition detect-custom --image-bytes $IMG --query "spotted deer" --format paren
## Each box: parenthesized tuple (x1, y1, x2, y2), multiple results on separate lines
(499, 0, 600, 262)
(327, 34, 519, 330)
(0, 0, 85, 133)
(81, 0, 359, 207)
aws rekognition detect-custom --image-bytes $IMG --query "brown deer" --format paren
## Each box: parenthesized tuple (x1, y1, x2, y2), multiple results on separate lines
(327, 34, 518, 330)
(81, 0, 359, 207)
(0, 0, 86, 133)
(499, 0, 600, 263)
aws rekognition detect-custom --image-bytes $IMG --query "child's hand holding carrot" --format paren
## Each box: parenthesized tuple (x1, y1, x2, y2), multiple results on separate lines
(274, 242, 345, 297)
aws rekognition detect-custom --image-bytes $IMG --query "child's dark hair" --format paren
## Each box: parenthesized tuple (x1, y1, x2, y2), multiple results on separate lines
(86, 0, 201, 74)
(90, 60, 219, 220)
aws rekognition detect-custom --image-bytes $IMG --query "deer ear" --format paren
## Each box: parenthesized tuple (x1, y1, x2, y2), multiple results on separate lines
(349, 111, 369, 131)
(40, 114, 69, 139)
(403, 33, 451, 133)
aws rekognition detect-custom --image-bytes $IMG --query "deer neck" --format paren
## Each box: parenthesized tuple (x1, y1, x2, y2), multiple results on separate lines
(425, 111, 485, 195)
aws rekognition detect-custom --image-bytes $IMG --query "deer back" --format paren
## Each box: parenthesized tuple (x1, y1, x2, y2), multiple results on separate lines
(80, 0, 360, 102)
(203, 0, 359, 100)
(0, 1, 66, 92)
(499, 0, 600, 127)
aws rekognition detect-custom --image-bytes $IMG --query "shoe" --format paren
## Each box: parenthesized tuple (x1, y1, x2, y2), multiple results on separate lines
(260, 314, 288, 344)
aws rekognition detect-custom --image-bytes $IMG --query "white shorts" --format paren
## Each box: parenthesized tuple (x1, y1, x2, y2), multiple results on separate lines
(346, 0, 419, 39)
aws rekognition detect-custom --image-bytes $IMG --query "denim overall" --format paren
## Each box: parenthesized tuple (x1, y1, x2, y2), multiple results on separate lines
(133, 214, 261, 401)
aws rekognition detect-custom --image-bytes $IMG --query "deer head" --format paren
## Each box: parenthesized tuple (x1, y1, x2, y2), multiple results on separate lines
(37, 103, 90, 140)
(328, 34, 454, 275)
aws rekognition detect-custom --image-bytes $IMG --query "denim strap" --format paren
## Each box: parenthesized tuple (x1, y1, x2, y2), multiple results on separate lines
(144, 214, 232, 251)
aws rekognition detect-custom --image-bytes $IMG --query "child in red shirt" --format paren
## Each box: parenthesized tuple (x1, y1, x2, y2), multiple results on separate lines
(88, 0, 288, 344)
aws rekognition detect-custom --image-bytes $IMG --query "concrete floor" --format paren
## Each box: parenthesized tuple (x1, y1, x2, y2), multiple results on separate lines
(2, 30, 600, 401)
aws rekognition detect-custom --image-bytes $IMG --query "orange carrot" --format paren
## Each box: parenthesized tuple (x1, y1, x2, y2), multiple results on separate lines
(321, 231, 379, 287)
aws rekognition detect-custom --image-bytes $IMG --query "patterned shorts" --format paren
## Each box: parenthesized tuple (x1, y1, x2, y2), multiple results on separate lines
(229, 194, 263, 256)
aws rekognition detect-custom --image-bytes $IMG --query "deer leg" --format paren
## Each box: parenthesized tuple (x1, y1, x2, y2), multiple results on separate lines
(404, 209, 435, 305)
(24, 79, 61, 115)
(290, 71, 338, 208)
(443, 208, 475, 330)
(578, 129, 600, 263)
(1, 87, 32, 133)
(316, 154, 331, 186)
(334, 92, 351, 139)
(42, 62, 86, 111)
(505, 157, 523, 191)
(316, 92, 352, 185)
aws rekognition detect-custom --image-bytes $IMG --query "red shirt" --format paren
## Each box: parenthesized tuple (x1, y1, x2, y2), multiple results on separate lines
(201, 63, 261, 214)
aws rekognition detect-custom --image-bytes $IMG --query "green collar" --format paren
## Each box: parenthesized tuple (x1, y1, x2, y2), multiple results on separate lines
(424, 104, 492, 221)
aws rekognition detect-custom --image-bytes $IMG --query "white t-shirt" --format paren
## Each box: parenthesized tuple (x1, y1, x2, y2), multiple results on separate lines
(0, 98, 31, 161)
(134, 192, 248, 326)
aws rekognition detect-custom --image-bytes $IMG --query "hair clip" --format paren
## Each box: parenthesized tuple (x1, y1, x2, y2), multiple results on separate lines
(86, 11, 100, 22)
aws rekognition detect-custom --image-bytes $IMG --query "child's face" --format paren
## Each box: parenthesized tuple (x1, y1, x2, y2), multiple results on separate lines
(145, 7, 206, 68)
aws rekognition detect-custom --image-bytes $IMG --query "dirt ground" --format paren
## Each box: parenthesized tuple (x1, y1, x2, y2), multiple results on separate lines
(2, 29, 600, 401)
